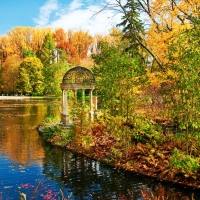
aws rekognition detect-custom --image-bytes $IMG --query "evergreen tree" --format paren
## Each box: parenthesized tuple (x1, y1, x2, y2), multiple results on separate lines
(37, 33, 55, 65)
(37, 32, 69, 95)
(37, 33, 56, 95)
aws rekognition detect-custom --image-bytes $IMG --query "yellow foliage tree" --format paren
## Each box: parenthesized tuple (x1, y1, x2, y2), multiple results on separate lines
(145, 0, 199, 69)
(69, 30, 93, 59)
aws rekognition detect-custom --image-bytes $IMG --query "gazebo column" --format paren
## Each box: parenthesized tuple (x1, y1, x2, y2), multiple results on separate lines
(61, 89, 70, 124)
(82, 89, 85, 105)
(93, 96, 98, 111)
(62, 89, 65, 114)
(89, 89, 94, 121)
(64, 90, 69, 116)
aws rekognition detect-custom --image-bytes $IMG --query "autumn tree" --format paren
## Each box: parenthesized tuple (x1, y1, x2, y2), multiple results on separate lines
(70, 30, 93, 60)
(0, 27, 52, 64)
(7, 27, 31, 58)
(0, 35, 13, 62)
(144, 0, 199, 71)
(29, 27, 52, 53)
(56, 41, 80, 65)
(17, 56, 44, 95)
(53, 28, 66, 44)
(1, 54, 22, 94)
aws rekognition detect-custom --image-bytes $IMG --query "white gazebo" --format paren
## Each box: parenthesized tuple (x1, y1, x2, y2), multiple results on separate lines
(60, 66, 96, 125)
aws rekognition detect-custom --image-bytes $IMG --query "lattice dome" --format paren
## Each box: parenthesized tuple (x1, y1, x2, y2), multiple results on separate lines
(62, 66, 95, 84)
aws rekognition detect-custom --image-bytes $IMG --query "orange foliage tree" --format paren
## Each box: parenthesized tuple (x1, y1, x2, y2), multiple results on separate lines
(1, 54, 22, 94)
(56, 41, 80, 65)
(53, 28, 66, 44)
(69, 30, 93, 60)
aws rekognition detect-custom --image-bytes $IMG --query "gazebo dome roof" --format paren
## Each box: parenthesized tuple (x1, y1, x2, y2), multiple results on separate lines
(61, 66, 95, 90)
(62, 66, 95, 84)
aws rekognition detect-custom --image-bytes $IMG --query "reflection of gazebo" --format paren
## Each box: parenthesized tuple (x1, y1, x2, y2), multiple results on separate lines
(60, 66, 96, 124)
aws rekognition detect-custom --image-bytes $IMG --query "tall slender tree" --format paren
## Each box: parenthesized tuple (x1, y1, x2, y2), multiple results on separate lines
(36, 33, 57, 94)
(37, 33, 55, 65)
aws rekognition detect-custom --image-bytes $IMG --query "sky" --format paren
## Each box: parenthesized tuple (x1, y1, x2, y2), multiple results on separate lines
(0, 0, 123, 36)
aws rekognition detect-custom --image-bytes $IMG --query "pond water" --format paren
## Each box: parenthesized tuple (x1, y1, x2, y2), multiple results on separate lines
(0, 98, 200, 200)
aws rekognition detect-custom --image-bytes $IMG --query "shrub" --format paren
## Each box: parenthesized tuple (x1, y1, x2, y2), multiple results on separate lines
(130, 116, 163, 144)
(170, 149, 199, 174)
(40, 116, 60, 126)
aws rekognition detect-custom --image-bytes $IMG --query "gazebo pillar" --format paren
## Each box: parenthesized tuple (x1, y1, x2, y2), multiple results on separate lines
(62, 89, 65, 114)
(82, 89, 85, 105)
(93, 96, 98, 111)
(89, 89, 94, 121)
(61, 89, 70, 124)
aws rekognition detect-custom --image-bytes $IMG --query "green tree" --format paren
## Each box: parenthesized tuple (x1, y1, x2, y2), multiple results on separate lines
(18, 57, 44, 95)
(44, 60, 69, 96)
(92, 41, 147, 158)
(92, 42, 145, 119)
(23, 48, 35, 58)
(98, 0, 162, 68)
(167, 21, 200, 154)
(37, 33, 55, 65)
(36, 33, 55, 94)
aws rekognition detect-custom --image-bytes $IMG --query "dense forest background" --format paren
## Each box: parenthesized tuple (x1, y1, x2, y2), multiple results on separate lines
(1, 0, 199, 97)
(0, 26, 96, 96)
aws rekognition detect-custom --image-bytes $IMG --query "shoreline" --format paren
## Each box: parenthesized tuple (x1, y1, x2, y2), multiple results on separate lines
(0, 96, 32, 100)
(0, 96, 56, 100)
(38, 125, 200, 191)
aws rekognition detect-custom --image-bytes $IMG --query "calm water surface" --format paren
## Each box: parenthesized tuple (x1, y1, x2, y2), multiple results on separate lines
(0, 99, 200, 200)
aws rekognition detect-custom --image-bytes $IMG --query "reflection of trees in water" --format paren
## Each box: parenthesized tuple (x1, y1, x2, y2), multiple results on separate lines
(42, 144, 63, 181)
(42, 145, 199, 199)
(42, 145, 141, 199)
(46, 98, 61, 118)
(0, 100, 49, 164)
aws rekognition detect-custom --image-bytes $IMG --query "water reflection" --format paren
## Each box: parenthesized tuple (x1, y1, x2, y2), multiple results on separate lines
(41, 144, 200, 200)
(0, 99, 47, 164)
(0, 99, 200, 199)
